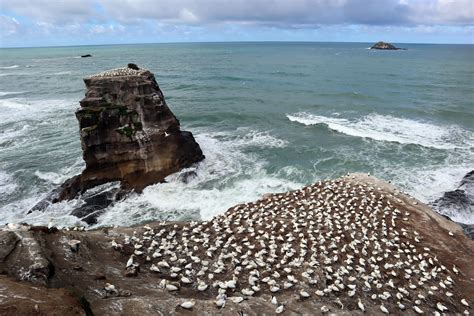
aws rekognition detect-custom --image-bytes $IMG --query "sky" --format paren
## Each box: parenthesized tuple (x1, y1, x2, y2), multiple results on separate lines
(0, 0, 473, 47)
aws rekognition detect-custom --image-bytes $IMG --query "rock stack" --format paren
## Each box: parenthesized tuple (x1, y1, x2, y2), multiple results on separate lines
(31, 64, 204, 215)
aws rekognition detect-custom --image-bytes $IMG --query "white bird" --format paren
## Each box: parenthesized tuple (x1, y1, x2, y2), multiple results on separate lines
(166, 284, 179, 291)
(48, 218, 54, 230)
(215, 298, 226, 308)
(150, 264, 160, 272)
(380, 305, 389, 314)
(414, 306, 424, 314)
(126, 255, 135, 268)
(437, 302, 448, 312)
(197, 283, 208, 291)
(453, 265, 460, 274)
(164, 131, 170, 137)
(299, 289, 310, 298)
(276, 305, 284, 314)
(358, 299, 365, 312)
(179, 300, 195, 309)
(271, 296, 278, 305)
(229, 296, 244, 304)
(104, 283, 117, 293)
(461, 299, 469, 307)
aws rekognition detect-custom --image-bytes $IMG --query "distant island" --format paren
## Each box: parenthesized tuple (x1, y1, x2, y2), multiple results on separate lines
(370, 41, 406, 50)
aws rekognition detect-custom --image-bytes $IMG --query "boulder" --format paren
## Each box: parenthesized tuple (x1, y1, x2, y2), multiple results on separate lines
(30, 64, 204, 218)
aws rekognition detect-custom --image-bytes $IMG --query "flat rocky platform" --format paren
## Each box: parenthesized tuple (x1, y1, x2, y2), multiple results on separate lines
(1, 174, 473, 315)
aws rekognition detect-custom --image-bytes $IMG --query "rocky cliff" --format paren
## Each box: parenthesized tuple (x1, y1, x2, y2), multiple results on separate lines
(5, 174, 473, 315)
(31, 64, 204, 218)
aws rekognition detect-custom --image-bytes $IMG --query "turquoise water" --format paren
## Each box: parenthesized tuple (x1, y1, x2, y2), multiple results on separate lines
(1, 42, 473, 226)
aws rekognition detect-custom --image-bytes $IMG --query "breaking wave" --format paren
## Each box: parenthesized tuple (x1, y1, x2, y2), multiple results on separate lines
(287, 112, 474, 150)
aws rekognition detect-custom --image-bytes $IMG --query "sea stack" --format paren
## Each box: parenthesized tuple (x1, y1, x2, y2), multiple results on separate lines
(370, 41, 402, 50)
(33, 64, 204, 206)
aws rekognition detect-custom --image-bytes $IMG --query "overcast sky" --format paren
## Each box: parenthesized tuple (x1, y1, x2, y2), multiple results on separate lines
(1, 0, 473, 47)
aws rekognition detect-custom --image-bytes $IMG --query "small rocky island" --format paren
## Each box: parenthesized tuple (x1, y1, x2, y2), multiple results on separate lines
(31, 64, 204, 221)
(370, 41, 404, 50)
(1, 174, 473, 315)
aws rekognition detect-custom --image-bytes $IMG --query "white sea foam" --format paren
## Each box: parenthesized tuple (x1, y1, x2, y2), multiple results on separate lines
(0, 171, 18, 197)
(287, 112, 474, 150)
(0, 65, 19, 69)
(0, 129, 298, 228)
(235, 130, 288, 148)
(0, 98, 76, 124)
(96, 131, 300, 227)
(0, 99, 31, 110)
(387, 165, 473, 224)
(34, 159, 84, 185)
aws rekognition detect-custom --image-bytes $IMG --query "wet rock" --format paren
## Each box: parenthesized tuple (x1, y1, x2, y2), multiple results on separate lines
(81, 54, 92, 58)
(431, 170, 474, 238)
(176, 170, 198, 184)
(70, 185, 125, 225)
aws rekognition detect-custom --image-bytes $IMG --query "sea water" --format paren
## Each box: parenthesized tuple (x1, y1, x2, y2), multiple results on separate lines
(0, 42, 473, 227)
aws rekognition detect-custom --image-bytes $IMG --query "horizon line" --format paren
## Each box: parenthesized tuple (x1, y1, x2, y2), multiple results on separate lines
(1, 40, 473, 49)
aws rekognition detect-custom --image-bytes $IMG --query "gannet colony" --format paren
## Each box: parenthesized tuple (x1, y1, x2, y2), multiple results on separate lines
(109, 174, 472, 315)
(1, 174, 472, 315)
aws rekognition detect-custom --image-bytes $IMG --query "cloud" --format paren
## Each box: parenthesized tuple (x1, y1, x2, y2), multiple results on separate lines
(0, 15, 20, 35)
(94, 0, 474, 27)
(2, 0, 473, 27)
(0, 0, 472, 46)
(2, 0, 97, 24)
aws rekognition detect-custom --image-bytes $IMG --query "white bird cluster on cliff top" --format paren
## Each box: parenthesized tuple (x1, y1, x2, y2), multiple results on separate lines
(114, 176, 470, 314)
(88, 67, 148, 79)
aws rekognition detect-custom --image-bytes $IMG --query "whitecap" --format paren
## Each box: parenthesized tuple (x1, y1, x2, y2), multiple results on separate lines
(0, 65, 19, 69)
(51, 71, 72, 76)
(287, 112, 473, 150)
(0, 91, 26, 97)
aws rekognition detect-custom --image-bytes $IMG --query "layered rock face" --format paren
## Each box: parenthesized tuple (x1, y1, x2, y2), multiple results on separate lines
(33, 64, 204, 209)
(72, 65, 204, 195)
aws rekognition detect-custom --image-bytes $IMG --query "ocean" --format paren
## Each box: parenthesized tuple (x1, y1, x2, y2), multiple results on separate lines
(0, 42, 473, 227)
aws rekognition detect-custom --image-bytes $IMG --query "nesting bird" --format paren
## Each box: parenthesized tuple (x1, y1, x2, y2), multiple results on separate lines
(113, 176, 468, 314)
